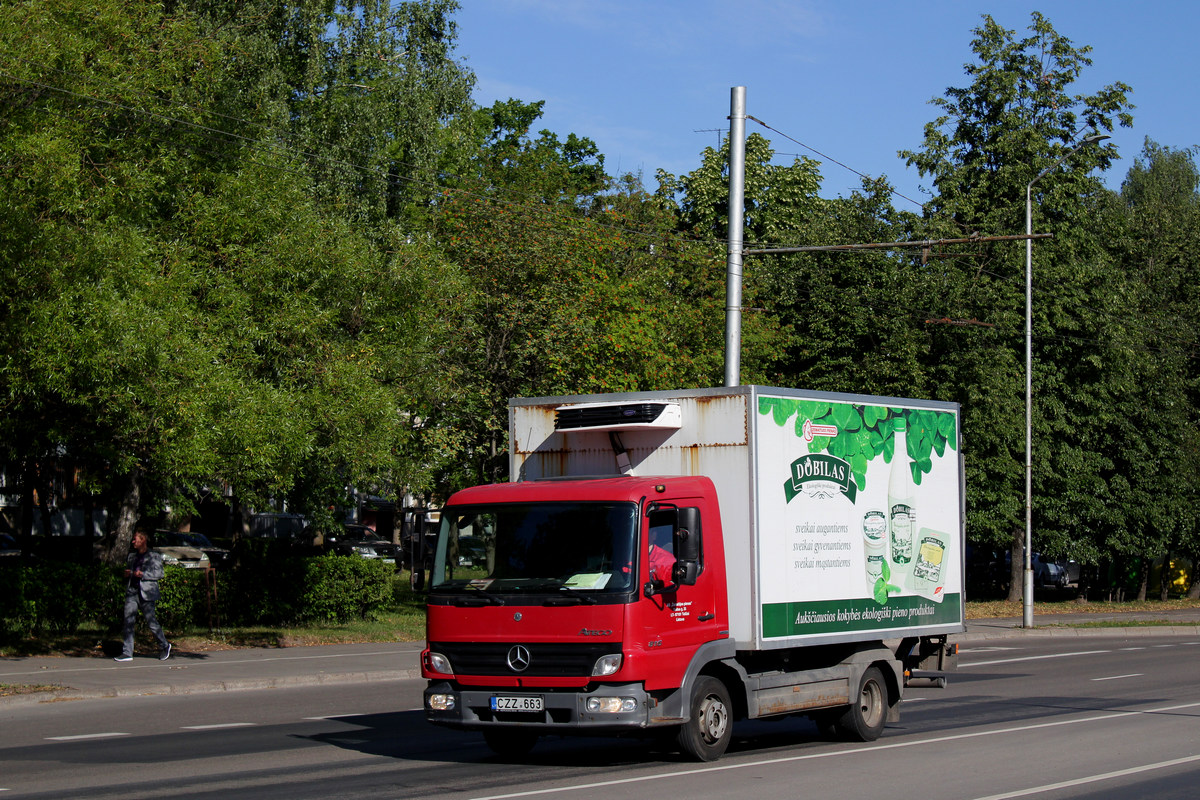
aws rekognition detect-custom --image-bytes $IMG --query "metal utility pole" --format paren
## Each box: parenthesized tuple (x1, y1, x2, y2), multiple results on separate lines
(723, 86, 747, 388)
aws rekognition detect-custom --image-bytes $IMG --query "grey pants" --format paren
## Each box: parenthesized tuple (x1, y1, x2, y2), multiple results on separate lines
(121, 591, 169, 657)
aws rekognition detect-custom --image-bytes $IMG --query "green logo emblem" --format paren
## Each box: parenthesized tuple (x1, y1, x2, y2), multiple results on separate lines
(784, 454, 858, 503)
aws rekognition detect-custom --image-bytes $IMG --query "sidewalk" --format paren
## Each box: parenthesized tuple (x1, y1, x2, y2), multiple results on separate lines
(0, 641, 425, 708)
(956, 607, 1200, 642)
(4, 609, 1200, 709)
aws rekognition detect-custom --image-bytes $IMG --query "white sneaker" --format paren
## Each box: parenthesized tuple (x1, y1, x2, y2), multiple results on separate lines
(159, 643, 171, 661)
(114, 655, 133, 662)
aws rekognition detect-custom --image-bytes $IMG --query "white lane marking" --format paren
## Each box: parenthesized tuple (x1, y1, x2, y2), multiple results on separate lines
(961, 649, 1110, 667)
(969, 753, 1200, 800)
(463, 701, 1200, 800)
(180, 723, 256, 730)
(45, 733, 130, 741)
(1092, 673, 1143, 682)
(1119, 647, 1147, 651)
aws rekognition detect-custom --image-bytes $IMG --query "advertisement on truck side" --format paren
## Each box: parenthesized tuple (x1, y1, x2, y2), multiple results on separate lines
(754, 394, 962, 639)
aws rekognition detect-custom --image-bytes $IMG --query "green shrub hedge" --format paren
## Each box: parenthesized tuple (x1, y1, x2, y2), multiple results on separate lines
(0, 553, 396, 636)
(0, 562, 122, 636)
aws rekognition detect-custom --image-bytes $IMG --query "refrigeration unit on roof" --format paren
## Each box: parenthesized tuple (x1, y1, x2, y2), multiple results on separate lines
(553, 401, 682, 433)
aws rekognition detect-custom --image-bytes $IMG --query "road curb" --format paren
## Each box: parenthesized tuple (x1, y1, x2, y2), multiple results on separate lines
(957, 624, 1200, 642)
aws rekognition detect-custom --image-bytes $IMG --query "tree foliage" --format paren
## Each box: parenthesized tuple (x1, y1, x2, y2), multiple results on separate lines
(1, 4, 1196, 603)
(0, 0, 459, 560)
(896, 12, 1134, 597)
(429, 101, 728, 488)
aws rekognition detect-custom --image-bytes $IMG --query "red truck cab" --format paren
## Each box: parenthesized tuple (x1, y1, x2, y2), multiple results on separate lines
(422, 475, 733, 758)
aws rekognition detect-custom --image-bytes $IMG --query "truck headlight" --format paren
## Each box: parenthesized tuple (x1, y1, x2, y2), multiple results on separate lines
(591, 654, 622, 677)
(586, 696, 637, 713)
(426, 652, 453, 675)
(428, 693, 456, 711)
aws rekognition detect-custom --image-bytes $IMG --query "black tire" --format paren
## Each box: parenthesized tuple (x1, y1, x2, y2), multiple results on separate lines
(676, 676, 733, 761)
(835, 666, 888, 742)
(482, 729, 538, 759)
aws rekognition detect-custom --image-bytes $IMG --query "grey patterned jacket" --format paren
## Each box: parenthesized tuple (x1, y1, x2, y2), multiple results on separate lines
(125, 549, 165, 602)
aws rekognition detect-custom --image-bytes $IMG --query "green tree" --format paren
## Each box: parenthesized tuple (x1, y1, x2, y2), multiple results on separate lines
(0, 0, 456, 561)
(181, 0, 474, 227)
(429, 102, 728, 488)
(899, 12, 1133, 599)
(1096, 140, 1200, 598)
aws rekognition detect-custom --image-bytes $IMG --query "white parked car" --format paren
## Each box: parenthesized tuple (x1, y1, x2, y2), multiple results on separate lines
(153, 531, 211, 570)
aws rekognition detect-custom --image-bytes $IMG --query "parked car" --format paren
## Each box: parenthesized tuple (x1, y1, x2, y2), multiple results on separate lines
(454, 535, 489, 568)
(153, 531, 211, 570)
(156, 531, 230, 568)
(1057, 558, 1081, 587)
(965, 545, 1008, 597)
(1032, 552, 1068, 589)
(0, 533, 20, 559)
(326, 524, 398, 564)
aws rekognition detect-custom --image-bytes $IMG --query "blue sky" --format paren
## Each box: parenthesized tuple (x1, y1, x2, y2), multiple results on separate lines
(453, 1, 1199, 209)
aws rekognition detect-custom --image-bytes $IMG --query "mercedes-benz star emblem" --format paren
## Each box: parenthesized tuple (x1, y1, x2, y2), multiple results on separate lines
(506, 645, 531, 672)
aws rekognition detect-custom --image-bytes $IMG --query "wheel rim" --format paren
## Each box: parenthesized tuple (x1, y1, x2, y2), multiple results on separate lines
(698, 693, 730, 744)
(859, 679, 884, 728)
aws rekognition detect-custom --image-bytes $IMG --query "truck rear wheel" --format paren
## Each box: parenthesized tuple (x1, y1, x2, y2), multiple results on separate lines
(677, 676, 733, 761)
(835, 666, 888, 741)
(482, 729, 538, 759)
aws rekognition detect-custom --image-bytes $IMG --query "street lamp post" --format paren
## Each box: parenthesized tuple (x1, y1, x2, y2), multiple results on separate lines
(1023, 133, 1109, 629)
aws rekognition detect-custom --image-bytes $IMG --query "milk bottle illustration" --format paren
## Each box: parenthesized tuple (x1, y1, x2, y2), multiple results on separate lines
(888, 417, 915, 582)
(863, 510, 887, 588)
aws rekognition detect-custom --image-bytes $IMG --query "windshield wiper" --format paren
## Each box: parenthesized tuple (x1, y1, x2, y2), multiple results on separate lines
(453, 584, 505, 606)
(541, 580, 597, 605)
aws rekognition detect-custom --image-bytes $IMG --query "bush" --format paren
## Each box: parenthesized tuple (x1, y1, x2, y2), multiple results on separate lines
(215, 548, 397, 627)
(157, 566, 217, 629)
(298, 556, 392, 622)
(0, 562, 122, 636)
(0, 550, 398, 636)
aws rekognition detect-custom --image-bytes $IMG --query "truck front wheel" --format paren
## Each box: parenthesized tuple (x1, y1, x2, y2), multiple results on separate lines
(835, 666, 888, 741)
(677, 676, 733, 761)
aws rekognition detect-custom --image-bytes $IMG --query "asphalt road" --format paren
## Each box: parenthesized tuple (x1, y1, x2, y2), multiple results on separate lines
(3, 633, 1200, 799)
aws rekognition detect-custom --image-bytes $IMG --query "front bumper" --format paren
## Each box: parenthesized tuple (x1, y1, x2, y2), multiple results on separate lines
(424, 681, 660, 732)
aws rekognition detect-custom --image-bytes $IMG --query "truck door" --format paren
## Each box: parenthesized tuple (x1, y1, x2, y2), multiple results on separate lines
(638, 503, 721, 690)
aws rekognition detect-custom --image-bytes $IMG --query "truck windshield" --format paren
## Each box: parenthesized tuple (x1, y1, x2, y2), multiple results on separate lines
(429, 502, 638, 596)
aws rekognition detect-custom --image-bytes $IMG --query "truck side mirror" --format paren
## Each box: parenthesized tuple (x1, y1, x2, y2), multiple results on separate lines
(677, 508, 701, 561)
(674, 507, 702, 585)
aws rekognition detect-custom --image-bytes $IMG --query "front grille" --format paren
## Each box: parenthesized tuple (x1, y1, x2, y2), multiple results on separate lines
(431, 641, 616, 677)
